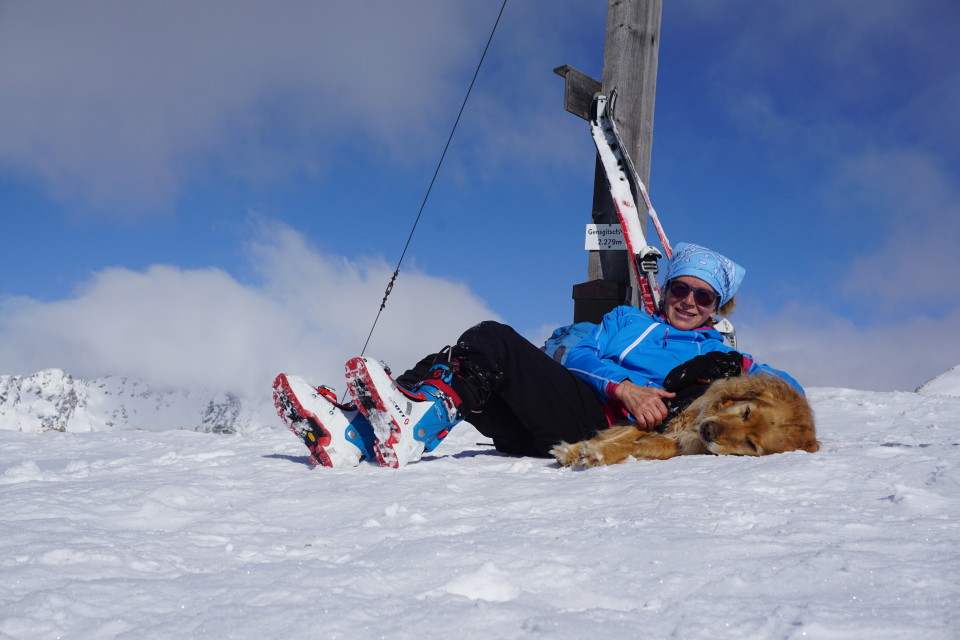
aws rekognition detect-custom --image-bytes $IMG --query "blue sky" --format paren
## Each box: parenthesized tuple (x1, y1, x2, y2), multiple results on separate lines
(1, 0, 958, 396)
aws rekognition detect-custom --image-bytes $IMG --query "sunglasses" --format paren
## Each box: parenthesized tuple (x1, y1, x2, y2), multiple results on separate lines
(666, 280, 718, 308)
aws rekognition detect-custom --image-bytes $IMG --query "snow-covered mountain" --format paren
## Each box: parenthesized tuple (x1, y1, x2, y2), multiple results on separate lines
(917, 364, 960, 397)
(0, 368, 270, 434)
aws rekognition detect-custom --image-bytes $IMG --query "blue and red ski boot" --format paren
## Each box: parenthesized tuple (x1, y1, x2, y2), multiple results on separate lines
(344, 357, 461, 469)
(272, 373, 376, 468)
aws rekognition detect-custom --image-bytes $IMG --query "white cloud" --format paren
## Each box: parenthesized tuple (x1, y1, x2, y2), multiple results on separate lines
(0, 0, 609, 214)
(0, 0, 490, 212)
(0, 220, 499, 397)
(0, 216, 954, 397)
(736, 303, 960, 392)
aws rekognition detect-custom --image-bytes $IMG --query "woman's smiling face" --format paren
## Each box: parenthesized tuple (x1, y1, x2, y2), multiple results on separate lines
(661, 275, 718, 331)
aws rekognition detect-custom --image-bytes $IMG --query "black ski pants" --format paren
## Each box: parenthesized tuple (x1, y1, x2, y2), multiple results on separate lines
(401, 321, 607, 457)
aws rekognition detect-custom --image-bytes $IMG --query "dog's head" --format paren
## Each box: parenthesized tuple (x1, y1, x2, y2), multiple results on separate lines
(688, 374, 820, 456)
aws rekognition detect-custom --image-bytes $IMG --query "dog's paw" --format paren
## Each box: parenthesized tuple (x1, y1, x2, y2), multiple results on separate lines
(552, 442, 611, 468)
(550, 442, 583, 467)
(577, 443, 613, 468)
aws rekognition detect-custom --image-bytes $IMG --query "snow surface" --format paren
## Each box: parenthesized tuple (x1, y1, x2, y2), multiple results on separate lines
(2, 385, 959, 639)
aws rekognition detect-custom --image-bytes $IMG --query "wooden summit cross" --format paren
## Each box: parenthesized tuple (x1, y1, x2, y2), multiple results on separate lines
(555, 0, 662, 323)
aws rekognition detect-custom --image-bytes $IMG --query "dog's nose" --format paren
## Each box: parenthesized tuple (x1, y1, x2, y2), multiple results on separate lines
(700, 421, 719, 442)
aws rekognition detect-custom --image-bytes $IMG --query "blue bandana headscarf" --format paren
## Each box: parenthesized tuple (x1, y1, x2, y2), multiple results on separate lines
(662, 242, 745, 306)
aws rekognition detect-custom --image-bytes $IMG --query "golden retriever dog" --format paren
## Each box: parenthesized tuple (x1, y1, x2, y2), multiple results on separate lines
(551, 374, 819, 467)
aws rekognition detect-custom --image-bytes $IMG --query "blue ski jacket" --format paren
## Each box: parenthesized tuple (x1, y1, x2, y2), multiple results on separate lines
(564, 306, 802, 413)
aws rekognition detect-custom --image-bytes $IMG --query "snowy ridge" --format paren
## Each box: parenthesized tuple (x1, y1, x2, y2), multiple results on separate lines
(917, 364, 960, 397)
(0, 368, 269, 434)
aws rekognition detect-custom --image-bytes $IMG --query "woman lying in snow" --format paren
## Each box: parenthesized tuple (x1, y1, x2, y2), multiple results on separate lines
(273, 243, 802, 469)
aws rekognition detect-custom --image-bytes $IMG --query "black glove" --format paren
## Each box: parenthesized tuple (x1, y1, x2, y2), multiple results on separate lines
(663, 351, 744, 392)
(654, 352, 744, 431)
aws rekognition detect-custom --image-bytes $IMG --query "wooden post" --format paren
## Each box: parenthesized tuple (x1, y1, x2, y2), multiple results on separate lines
(556, 0, 662, 322)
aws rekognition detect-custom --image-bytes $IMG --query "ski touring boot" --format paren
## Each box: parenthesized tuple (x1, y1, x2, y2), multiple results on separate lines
(344, 357, 462, 469)
(272, 373, 377, 468)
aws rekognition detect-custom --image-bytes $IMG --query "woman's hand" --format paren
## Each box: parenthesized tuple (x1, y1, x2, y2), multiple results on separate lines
(613, 380, 676, 430)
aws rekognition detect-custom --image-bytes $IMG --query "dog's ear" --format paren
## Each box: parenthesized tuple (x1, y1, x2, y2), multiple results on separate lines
(740, 388, 764, 401)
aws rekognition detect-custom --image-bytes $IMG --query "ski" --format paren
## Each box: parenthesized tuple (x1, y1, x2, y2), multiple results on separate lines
(588, 93, 736, 347)
(589, 93, 663, 314)
(601, 93, 673, 260)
